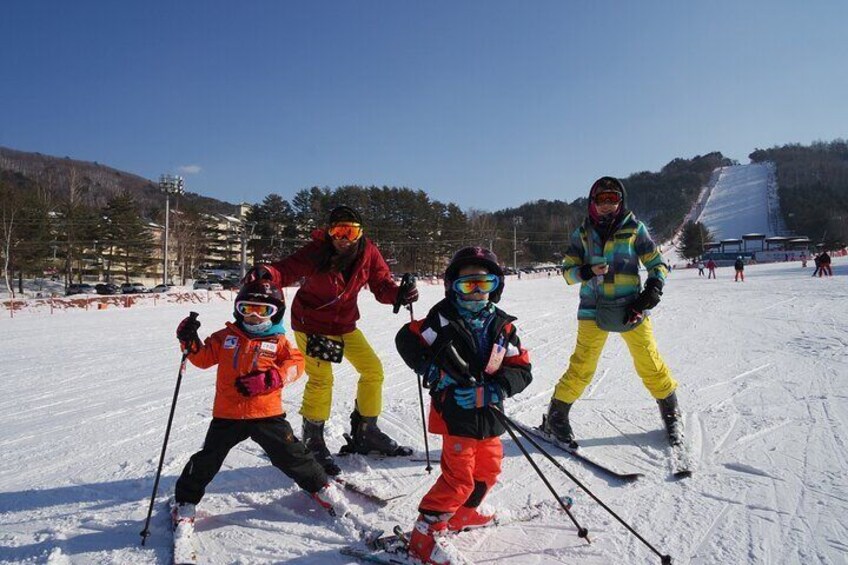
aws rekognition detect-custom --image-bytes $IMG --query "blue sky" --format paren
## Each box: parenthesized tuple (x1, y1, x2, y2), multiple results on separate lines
(2, 1, 846, 211)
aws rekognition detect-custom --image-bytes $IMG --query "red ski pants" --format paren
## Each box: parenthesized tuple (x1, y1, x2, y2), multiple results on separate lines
(419, 435, 502, 515)
(735, 270, 744, 282)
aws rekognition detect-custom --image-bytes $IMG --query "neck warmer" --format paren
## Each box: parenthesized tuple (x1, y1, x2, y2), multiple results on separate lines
(240, 319, 286, 337)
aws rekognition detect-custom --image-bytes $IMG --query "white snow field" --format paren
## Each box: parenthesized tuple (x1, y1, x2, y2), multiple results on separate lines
(1, 259, 846, 564)
(696, 163, 786, 241)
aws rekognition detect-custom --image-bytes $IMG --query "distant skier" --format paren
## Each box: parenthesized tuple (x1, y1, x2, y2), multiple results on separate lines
(170, 280, 350, 527)
(696, 261, 705, 276)
(800, 253, 807, 268)
(812, 254, 821, 277)
(819, 251, 833, 277)
(541, 177, 684, 451)
(734, 256, 745, 282)
(396, 247, 532, 565)
(706, 258, 717, 279)
(246, 205, 419, 475)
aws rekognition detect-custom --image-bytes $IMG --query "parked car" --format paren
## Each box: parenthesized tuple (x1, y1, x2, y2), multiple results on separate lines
(120, 282, 147, 294)
(193, 279, 224, 291)
(95, 283, 120, 295)
(221, 279, 241, 290)
(150, 284, 176, 293)
(66, 283, 96, 296)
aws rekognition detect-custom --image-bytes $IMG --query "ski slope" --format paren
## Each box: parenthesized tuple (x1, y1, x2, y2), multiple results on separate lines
(696, 163, 778, 240)
(1, 259, 847, 564)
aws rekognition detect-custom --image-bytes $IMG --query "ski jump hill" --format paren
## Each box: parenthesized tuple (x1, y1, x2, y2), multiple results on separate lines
(694, 162, 789, 241)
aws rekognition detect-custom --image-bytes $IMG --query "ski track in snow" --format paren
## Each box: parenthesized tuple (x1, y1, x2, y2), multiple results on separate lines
(1, 258, 847, 564)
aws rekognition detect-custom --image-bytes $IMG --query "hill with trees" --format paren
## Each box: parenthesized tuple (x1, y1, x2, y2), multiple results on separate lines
(749, 140, 848, 248)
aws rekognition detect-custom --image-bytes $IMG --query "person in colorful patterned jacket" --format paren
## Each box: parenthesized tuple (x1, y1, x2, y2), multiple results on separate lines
(170, 280, 353, 525)
(395, 247, 532, 565)
(542, 177, 684, 448)
(247, 205, 419, 476)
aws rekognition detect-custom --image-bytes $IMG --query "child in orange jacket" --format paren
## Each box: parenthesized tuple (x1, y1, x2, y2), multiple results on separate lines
(170, 280, 347, 524)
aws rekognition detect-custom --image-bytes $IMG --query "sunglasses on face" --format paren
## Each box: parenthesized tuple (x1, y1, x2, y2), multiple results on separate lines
(328, 222, 363, 241)
(594, 192, 622, 205)
(452, 273, 500, 295)
(236, 301, 279, 318)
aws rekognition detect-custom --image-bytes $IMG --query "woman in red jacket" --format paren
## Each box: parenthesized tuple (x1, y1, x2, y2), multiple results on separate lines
(250, 206, 419, 475)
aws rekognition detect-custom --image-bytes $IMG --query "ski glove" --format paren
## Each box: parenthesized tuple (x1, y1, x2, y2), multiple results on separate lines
(454, 383, 503, 409)
(579, 264, 595, 281)
(235, 368, 283, 397)
(624, 278, 663, 324)
(398, 278, 419, 306)
(433, 343, 475, 386)
(176, 316, 202, 353)
(424, 364, 459, 391)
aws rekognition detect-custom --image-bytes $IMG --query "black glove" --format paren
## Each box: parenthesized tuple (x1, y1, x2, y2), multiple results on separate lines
(579, 264, 595, 281)
(624, 279, 663, 324)
(243, 265, 273, 284)
(398, 277, 418, 305)
(176, 315, 201, 353)
(393, 273, 418, 313)
(433, 343, 475, 386)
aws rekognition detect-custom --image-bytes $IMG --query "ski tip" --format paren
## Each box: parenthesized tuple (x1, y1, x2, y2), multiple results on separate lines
(673, 470, 693, 479)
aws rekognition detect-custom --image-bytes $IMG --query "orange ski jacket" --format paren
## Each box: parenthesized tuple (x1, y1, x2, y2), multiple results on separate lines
(187, 322, 305, 419)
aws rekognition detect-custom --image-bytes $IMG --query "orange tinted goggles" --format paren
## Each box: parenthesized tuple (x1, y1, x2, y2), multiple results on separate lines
(452, 273, 500, 295)
(594, 192, 622, 205)
(328, 222, 363, 241)
(236, 301, 278, 318)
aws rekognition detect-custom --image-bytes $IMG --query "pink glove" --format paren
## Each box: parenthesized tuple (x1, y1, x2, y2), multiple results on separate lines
(235, 369, 283, 397)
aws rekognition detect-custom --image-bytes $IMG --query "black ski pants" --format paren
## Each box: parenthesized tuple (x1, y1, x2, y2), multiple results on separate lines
(174, 416, 327, 504)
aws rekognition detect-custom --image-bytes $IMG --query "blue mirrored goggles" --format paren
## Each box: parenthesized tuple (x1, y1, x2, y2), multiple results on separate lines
(451, 273, 500, 295)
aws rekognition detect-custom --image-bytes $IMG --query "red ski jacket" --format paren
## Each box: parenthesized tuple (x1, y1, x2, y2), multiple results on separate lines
(264, 230, 401, 335)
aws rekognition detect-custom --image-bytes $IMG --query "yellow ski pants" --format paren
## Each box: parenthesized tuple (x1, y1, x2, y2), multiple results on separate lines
(553, 318, 677, 404)
(294, 329, 384, 422)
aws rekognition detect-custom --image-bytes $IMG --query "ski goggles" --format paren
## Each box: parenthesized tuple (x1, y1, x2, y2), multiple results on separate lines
(328, 222, 363, 242)
(236, 301, 279, 318)
(594, 192, 622, 205)
(452, 273, 500, 295)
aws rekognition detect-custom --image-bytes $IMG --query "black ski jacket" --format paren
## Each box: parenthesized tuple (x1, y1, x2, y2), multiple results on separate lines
(395, 299, 532, 439)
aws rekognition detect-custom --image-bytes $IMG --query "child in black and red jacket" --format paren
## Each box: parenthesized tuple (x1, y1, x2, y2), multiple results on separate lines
(395, 247, 532, 565)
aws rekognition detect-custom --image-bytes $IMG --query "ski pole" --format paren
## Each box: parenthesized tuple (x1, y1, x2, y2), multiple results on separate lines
(492, 407, 673, 565)
(140, 311, 198, 545)
(409, 304, 433, 474)
(491, 408, 589, 543)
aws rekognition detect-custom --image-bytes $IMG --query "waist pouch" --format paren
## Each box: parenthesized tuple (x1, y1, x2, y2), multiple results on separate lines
(595, 296, 643, 333)
(306, 334, 345, 363)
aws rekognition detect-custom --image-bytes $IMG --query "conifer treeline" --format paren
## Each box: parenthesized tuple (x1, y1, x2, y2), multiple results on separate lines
(749, 140, 848, 248)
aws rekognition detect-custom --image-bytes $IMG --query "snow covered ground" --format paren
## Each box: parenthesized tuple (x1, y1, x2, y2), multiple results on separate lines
(1, 259, 846, 564)
(696, 163, 774, 240)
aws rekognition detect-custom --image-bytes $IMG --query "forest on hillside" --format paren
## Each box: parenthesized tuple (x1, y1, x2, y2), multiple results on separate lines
(749, 140, 848, 248)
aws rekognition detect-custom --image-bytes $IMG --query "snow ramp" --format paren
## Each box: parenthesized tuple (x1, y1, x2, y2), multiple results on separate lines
(695, 162, 787, 240)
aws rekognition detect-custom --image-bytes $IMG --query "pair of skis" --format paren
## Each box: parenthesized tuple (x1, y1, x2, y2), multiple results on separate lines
(340, 500, 563, 565)
(511, 420, 694, 480)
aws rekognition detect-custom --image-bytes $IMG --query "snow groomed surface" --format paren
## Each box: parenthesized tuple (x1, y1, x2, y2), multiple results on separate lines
(1, 258, 846, 564)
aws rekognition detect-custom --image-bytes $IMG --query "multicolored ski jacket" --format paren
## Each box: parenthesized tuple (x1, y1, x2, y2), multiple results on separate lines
(562, 212, 669, 320)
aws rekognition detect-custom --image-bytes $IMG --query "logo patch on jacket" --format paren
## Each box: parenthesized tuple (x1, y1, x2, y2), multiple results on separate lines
(223, 336, 238, 349)
(259, 341, 277, 356)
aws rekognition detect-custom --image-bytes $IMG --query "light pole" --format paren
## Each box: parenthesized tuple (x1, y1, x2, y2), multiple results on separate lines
(513, 216, 523, 272)
(159, 175, 185, 284)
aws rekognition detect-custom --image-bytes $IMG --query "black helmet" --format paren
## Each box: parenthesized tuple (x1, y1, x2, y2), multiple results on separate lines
(444, 246, 505, 303)
(234, 280, 286, 324)
(328, 205, 363, 226)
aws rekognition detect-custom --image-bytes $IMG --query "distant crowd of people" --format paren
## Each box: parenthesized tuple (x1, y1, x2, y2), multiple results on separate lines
(690, 250, 836, 281)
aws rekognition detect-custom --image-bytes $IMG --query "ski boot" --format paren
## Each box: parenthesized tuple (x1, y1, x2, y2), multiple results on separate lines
(657, 392, 684, 447)
(303, 418, 342, 476)
(408, 514, 452, 565)
(542, 398, 577, 447)
(447, 505, 495, 532)
(170, 501, 196, 527)
(311, 482, 351, 518)
(341, 409, 413, 457)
